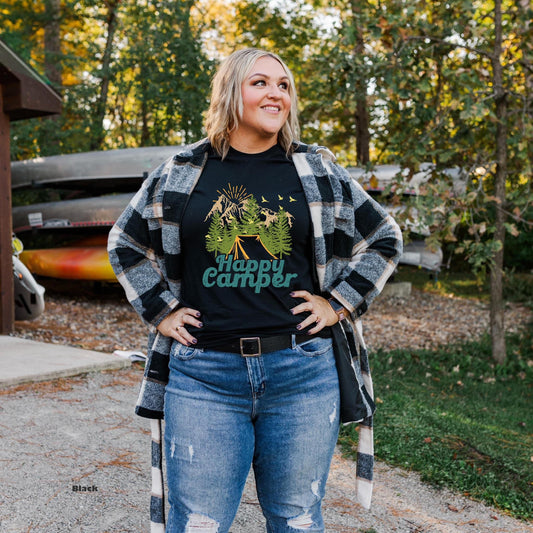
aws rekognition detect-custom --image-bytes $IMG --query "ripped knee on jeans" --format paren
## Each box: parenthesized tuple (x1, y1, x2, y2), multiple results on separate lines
(287, 510, 314, 530)
(185, 512, 219, 533)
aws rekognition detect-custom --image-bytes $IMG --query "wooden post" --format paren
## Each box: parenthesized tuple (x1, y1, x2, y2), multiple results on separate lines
(0, 39, 62, 332)
(0, 88, 14, 333)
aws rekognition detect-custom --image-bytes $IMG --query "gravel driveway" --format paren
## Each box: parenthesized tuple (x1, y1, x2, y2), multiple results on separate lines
(1, 368, 531, 533)
(5, 284, 532, 532)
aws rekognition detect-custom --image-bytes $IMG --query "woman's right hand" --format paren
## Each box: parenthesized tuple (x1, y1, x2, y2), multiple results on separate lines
(156, 307, 203, 346)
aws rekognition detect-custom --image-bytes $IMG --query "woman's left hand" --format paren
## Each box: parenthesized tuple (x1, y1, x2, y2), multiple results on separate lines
(290, 290, 342, 335)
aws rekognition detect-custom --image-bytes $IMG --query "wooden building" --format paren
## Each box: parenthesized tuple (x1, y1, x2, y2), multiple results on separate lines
(0, 39, 62, 333)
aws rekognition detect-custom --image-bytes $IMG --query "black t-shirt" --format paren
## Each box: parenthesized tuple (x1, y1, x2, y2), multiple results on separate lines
(180, 144, 317, 347)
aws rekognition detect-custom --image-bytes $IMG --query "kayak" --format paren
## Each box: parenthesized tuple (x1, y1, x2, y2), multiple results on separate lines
(20, 245, 116, 282)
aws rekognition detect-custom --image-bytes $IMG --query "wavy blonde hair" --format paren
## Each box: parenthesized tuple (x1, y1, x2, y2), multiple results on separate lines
(205, 48, 300, 158)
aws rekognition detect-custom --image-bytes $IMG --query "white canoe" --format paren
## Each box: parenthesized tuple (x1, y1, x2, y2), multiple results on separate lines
(12, 192, 134, 233)
(11, 145, 181, 190)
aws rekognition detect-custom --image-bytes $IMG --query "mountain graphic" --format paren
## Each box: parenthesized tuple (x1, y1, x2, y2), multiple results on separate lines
(204, 184, 251, 224)
(205, 186, 293, 259)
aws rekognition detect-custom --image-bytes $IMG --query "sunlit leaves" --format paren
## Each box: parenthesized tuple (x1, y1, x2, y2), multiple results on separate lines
(4, 0, 213, 156)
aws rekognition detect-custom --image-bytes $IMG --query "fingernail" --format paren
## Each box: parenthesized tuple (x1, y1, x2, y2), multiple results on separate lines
(290, 309, 295, 315)
(192, 339, 197, 344)
(198, 322, 203, 327)
(290, 292, 295, 296)
(296, 324, 301, 330)
(196, 312, 201, 317)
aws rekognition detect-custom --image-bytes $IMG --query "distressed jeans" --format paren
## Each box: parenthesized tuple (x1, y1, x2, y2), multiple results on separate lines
(163, 335, 340, 533)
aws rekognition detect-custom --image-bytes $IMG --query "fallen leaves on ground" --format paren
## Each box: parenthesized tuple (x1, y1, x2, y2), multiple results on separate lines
(12, 284, 532, 356)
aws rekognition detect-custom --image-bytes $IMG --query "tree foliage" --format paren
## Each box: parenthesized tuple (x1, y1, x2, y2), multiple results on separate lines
(1, 0, 213, 157)
(356, 0, 532, 363)
(2, 0, 531, 362)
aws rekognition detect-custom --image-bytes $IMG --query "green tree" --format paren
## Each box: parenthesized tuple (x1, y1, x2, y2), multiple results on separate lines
(299, 0, 377, 164)
(269, 208, 292, 258)
(223, 214, 242, 255)
(89, 0, 121, 150)
(112, 0, 213, 147)
(367, 0, 532, 364)
(3, 0, 124, 157)
(3, 0, 214, 157)
(240, 196, 262, 235)
(206, 211, 225, 256)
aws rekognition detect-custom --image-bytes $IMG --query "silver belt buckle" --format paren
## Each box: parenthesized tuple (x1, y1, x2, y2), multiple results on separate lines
(240, 337, 261, 357)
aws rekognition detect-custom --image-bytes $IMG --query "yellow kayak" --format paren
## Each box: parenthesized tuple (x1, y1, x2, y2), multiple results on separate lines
(20, 243, 116, 282)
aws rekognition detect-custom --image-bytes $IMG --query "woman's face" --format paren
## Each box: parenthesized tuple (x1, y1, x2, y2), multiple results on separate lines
(231, 56, 291, 151)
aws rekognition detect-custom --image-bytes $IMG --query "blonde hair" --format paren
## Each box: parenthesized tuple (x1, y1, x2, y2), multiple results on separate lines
(205, 48, 300, 158)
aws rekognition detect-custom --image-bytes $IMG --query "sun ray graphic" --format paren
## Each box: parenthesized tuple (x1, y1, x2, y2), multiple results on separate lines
(215, 183, 252, 222)
(217, 183, 251, 205)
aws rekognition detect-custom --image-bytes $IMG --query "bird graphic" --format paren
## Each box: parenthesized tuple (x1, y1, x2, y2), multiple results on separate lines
(278, 194, 283, 200)
(289, 196, 296, 202)
(261, 196, 269, 203)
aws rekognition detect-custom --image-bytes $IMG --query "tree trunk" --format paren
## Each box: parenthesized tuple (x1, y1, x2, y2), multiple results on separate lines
(139, 61, 150, 147)
(490, 0, 507, 365)
(351, 0, 370, 165)
(90, 0, 120, 150)
(355, 92, 370, 165)
(44, 0, 62, 90)
(518, 0, 533, 172)
(43, 0, 62, 153)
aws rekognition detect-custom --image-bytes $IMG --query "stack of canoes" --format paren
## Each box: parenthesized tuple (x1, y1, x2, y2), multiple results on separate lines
(12, 147, 445, 281)
(12, 146, 180, 281)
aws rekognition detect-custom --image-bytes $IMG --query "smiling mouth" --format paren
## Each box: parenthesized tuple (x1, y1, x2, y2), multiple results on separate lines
(262, 105, 281, 113)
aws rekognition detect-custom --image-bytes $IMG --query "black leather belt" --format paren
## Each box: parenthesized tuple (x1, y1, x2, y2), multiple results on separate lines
(206, 334, 325, 357)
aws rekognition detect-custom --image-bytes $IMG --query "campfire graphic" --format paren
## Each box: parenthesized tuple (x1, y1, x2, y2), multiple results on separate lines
(205, 184, 294, 259)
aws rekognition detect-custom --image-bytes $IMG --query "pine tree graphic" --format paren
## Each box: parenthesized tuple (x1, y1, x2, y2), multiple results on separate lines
(206, 211, 225, 256)
(269, 207, 292, 258)
(241, 196, 262, 235)
(224, 214, 243, 254)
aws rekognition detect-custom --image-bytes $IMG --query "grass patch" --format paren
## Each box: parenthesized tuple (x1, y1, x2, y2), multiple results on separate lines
(394, 265, 533, 304)
(394, 266, 489, 300)
(339, 329, 533, 521)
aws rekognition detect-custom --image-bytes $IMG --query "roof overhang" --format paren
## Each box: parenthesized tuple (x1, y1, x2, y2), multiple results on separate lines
(0, 39, 62, 121)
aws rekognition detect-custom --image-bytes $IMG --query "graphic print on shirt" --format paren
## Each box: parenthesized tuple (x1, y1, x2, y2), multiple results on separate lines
(202, 183, 298, 293)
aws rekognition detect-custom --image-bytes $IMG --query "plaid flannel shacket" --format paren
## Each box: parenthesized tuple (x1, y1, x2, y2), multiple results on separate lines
(108, 138, 403, 530)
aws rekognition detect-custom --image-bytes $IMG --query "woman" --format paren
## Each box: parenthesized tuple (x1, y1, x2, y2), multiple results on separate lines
(108, 48, 402, 533)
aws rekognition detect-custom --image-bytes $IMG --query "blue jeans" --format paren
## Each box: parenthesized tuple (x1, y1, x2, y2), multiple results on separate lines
(163, 335, 340, 533)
